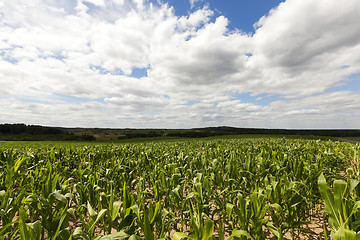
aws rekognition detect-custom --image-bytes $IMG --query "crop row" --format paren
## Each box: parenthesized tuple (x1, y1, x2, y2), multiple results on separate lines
(0, 138, 359, 239)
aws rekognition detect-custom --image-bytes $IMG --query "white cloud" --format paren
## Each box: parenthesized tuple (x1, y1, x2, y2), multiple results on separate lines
(0, 0, 359, 128)
(250, 0, 360, 97)
(190, 0, 203, 9)
(112, 0, 125, 5)
(83, 0, 106, 7)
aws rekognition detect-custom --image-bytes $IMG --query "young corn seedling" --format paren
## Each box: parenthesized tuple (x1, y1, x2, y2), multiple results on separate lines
(73, 201, 107, 240)
(173, 219, 216, 240)
(318, 172, 360, 239)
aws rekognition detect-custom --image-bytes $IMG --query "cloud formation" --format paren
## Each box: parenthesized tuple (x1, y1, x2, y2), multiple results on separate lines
(0, 0, 359, 128)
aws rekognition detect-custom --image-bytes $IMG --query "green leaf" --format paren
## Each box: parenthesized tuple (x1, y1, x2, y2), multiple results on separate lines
(68, 208, 76, 218)
(349, 179, 360, 192)
(54, 212, 69, 239)
(50, 191, 67, 204)
(65, 193, 74, 199)
(150, 201, 161, 224)
(173, 232, 188, 240)
(228, 229, 252, 240)
(216, 221, 225, 240)
(89, 209, 107, 233)
(130, 204, 140, 219)
(332, 226, 359, 240)
(14, 156, 27, 172)
(143, 212, 154, 240)
(202, 220, 214, 240)
(111, 201, 122, 221)
(186, 192, 197, 199)
(194, 182, 203, 202)
(28, 221, 42, 240)
(318, 173, 342, 229)
(19, 207, 31, 240)
(0, 220, 18, 236)
(226, 203, 235, 217)
(72, 227, 88, 240)
(72, 227, 84, 236)
(99, 231, 129, 239)
(0, 190, 5, 197)
(58, 228, 71, 240)
(348, 201, 360, 225)
(333, 180, 346, 223)
(87, 201, 97, 218)
(266, 222, 280, 239)
(128, 234, 142, 240)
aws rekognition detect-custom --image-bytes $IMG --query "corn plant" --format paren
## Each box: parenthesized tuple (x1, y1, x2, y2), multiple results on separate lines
(318, 171, 360, 239)
(0, 138, 358, 238)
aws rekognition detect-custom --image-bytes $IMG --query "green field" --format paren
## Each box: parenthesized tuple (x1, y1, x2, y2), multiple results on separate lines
(1, 137, 359, 239)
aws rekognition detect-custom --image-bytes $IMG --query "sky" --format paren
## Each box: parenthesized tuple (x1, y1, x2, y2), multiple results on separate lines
(0, 0, 360, 129)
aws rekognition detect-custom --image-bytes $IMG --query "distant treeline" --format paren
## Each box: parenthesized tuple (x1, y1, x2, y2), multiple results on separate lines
(192, 126, 360, 137)
(118, 126, 360, 140)
(1, 124, 360, 141)
(0, 123, 63, 135)
(0, 124, 95, 141)
(117, 130, 216, 139)
(118, 131, 163, 139)
(118, 126, 360, 139)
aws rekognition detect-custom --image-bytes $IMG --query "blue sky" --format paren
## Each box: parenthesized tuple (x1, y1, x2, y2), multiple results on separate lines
(0, 0, 359, 128)
(167, 0, 285, 33)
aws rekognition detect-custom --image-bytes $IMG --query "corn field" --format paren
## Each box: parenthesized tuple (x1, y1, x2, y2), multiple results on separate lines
(0, 138, 359, 239)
